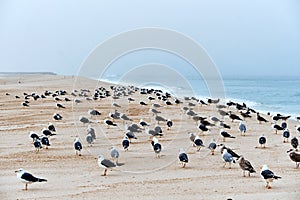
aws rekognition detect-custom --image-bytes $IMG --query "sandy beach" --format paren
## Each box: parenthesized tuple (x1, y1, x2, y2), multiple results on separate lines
(0, 75, 299, 200)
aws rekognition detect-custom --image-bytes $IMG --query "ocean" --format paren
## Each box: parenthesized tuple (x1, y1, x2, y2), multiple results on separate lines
(101, 74, 300, 118)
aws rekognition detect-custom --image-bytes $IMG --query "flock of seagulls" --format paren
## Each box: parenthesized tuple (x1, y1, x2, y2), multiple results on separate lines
(7, 83, 300, 191)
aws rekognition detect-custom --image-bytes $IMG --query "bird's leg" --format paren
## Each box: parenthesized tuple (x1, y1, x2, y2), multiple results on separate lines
(229, 162, 231, 169)
(243, 171, 245, 177)
(223, 162, 226, 168)
(102, 169, 107, 176)
(265, 180, 272, 189)
(248, 171, 251, 177)
(211, 150, 214, 155)
(182, 163, 186, 168)
(24, 183, 28, 190)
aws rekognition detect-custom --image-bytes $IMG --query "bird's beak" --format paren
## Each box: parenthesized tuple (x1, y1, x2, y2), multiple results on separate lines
(14, 170, 18, 173)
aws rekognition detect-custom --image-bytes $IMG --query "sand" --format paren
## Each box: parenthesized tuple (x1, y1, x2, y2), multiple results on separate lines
(0, 75, 299, 200)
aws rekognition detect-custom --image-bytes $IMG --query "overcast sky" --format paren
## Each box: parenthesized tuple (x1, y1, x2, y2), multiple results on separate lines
(0, 0, 299, 77)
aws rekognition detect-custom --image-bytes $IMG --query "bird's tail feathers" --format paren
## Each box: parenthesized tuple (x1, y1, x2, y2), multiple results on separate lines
(274, 175, 281, 179)
(38, 178, 47, 182)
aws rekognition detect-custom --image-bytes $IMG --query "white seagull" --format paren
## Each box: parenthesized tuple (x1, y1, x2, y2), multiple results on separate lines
(15, 168, 47, 190)
(98, 155, 117, 176)
(260, 164, 281, 189)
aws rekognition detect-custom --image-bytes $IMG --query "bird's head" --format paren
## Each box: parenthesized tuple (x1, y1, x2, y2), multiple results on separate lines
(109, 146, 116, 150)
(179, 148, 185, 154)
(15, 168, 24, 173)
(261, 164, 268, 171)
(98, 155, 104, 161)
(287, 149, 295, 153)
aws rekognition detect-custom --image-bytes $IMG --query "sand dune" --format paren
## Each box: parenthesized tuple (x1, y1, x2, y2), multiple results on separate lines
(0, 75, 299, 200)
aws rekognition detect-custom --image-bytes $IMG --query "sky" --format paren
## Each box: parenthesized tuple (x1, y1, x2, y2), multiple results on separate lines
(0, 0, 299, 77)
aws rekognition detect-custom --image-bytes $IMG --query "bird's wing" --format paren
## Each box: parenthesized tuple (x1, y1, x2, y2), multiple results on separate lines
(292, 152, 300, 161)
(179, 153, 188, 162)
(21, 172, 39, 182)
(223, 153, 233, 162)
(101, 159, 117, 168)
(261, 169, 274, 179)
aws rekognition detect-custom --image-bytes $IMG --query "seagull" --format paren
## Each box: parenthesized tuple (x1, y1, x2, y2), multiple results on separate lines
(79, 116, 90, 124)
(229, 112, 242, 122)
(40, 135, 50, 149)
(150, 108, 161, 115)
(98, 155, 117, 176)
(167, 119, 173, 130)
(109, 111, 120, 120)
(237, 155, 256, 176)
(220, 130, 235, 142)
(146, 127, 163, 137)
(122, 136, 130, 151)
(151, 137, 162, 158)
(154, 126, 163, 134)
(33, 138, 42, 153)
(22, 102, 29, 107)
(239, 121, 246, 136)
(218, 109, 229, 117)
(257, 113, 268, 124)
(88, 109, 101, 117)
(287, 149, 300, 168)
(128, 97, 135, 103)
(259, 134, 267, 148)
(53, 113, 62, 120)
(140, 101, 147, 106)
(87, 125, 96, 140)
(29, 131, 39, 142)
(222, 149, 235, 169)
(296, 125, 300, 134)
(104, 119, 117, 128)
(56, 103, 65, 109)
(41, 128, 56, 137)
(198, 123, 209, 135)
(291, 136, 298, 150)
(281, 122, 287, 129)
(193, 135, 204, 151)
(283, 129, 290, 143)
(210, 116, 221, 123)
(272, 124, 284, 134)
(15, 168, 47, 190)
(48, 123, 56, 132)
(208, 138, 217, 155)
(120, 113, 132, 122)
(112, 102, 121, 108)
(74, 137, 82, 156)
(86, 134, 93, 146)
(139, 119, 149, 129)
(155, 115, 167, 124)
(125, 131, 137, 142)
(260, 165, 281, 189)
(110, 147, 119, 165)
(178, 148, 188, 168)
